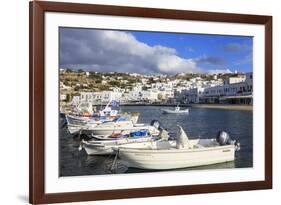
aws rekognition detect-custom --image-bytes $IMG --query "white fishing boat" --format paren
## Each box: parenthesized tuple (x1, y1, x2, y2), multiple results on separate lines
(65, 115, 103, 135)
(66, 113, 140, 135)
(81, 117, 159, 136)
(66, 114, 115, 126)
(65, 100, 119, 134)
(117, 126, 240, 170)
(66, 101, 119, 125)
(80, 136, 154, 155)
(65, 114, 118, 134)
(162, 105, 189, 114)
(80, 128, 170, 155)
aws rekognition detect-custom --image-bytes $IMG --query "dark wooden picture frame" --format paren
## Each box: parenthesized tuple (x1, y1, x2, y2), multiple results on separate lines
(29, 1, 272, 204)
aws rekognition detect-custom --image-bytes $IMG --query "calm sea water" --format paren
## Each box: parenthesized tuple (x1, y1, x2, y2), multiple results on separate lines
(59, 106, 253, 176)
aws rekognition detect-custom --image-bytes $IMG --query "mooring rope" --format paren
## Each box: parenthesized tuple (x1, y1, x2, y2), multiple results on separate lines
(110, 148, 119, 172)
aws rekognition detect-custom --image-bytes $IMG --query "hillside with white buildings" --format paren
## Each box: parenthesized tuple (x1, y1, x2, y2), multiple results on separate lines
(59, 69, 253, 106)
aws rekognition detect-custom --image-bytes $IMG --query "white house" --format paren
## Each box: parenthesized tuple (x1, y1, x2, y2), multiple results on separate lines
(141, 89, 159, 102)
(176, 87, 205, 103)
(224, 74, 246, 85)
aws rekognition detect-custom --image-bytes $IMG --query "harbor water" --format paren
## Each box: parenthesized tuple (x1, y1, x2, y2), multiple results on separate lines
(59, 106, 253, 176)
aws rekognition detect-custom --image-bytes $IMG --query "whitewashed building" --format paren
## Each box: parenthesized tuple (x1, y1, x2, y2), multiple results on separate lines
(128, 90, 142, 102)
(141, 90, 159, 102)
(174, 73, 252, 104)
(179, 87, 205, 103)
(200, 73, 253, 104)
(80, 91, 122, 104)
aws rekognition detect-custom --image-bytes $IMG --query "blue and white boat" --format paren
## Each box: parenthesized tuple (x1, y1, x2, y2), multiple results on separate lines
(81, 116, 158, 136)
(65, 100, 121, 134)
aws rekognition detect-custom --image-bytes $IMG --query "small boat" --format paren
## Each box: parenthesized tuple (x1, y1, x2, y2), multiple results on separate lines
(81, 117, 159, 136)
(65, 105, 139, 135)
(162, 105, 189, 114)
(65, 114, 118, 134)
(117, 126, 240, 170)
(80, 127, 169, 155)
(66, 101, 120, 125)
(65, 101, 120, 134)
(90, 130, 150, 140)
(66, 113, 139, 135)
(80, 135, 155, 155)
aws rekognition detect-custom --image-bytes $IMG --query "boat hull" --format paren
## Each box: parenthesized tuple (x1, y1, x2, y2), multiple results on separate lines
(118, 145, 235, 170)
(66, 113, 140, 135)
(81, 137, 157, 155)
(82, 124, 159, 136)
(66, 115, 110, 135)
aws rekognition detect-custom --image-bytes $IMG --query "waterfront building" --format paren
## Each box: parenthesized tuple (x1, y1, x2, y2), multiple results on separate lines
(200, 73, 253, 104)
(224, 74, 246, 84)
(80, 91, 123, 104)
(175, 73, 252, 105)
(180, 87, 205, 103)
(128, 90, 142, 102)
(141, 89, 159, 102)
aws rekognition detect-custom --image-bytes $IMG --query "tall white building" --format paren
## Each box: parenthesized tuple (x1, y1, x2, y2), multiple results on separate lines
(175, 73, 253, 104)
(179, 87, 205, 103)
(141, 90, 159, 102)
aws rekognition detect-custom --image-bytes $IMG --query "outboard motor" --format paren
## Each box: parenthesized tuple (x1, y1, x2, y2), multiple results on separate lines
(216, 131, 231, 145)
(150, 120, 161, 130)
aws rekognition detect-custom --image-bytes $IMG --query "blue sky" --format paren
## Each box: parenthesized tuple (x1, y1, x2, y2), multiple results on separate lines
(132, 31, 253, 73)
(60, 27, 253, 74)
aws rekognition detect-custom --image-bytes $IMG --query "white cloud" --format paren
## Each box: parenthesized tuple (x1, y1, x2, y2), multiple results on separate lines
(60, 28, 201, 74)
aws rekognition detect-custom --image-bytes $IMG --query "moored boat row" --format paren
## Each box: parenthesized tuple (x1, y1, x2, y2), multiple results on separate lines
(62, 101, 240, 170)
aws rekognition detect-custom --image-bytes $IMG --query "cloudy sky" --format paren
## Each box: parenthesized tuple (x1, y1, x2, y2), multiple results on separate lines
(59, 27, 253, 75)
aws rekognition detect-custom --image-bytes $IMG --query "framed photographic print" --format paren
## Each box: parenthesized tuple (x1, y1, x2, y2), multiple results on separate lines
(29, 1, 272, 204)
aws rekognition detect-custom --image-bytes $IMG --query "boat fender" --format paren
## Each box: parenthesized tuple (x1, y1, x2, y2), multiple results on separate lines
(111, 133, 122, 138)
(78, 140, 85, 151)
